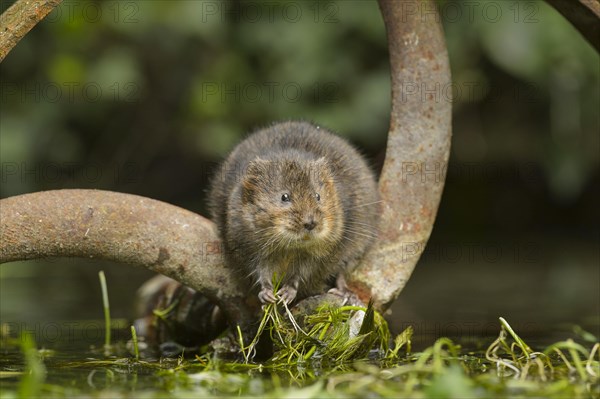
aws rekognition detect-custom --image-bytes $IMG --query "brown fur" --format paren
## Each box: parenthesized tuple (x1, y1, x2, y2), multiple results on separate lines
(208, 121, 380, 304)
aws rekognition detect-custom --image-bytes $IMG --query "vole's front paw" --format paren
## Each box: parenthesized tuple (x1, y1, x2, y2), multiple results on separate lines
(258, 287, 277, 304)
(258, 285, 297, 304)
(327, 287, 347, 297)
(277, 284, 298, 304)
(327, 287, 352, 305)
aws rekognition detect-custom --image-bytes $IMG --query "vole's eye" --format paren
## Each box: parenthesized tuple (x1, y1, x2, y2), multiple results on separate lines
(315, 193, 321, 201)
(281, 193, 291, 202)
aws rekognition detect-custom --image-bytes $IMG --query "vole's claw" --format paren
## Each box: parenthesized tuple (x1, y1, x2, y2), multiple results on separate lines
(277, 284, 298, 305)
(258, 285, 297, 304)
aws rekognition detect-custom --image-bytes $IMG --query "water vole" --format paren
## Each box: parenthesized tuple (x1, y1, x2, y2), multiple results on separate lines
(208, 121, 380, 304)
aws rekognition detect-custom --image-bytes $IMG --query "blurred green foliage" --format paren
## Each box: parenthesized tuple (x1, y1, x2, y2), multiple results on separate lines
(0, 0, 598, 220)
(444, 0, 599, 203)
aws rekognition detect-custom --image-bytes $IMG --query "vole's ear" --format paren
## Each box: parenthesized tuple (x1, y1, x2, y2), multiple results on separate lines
(245, 158, 269, 178)
(314, 157, 328, 168)
(312, 157, 332, 182)
(242, 158, 269, 204)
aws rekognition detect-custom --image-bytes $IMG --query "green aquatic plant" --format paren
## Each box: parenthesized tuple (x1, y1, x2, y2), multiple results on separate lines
(130, 325, 140, 361)
(98, 270, 111, 350)
(486, 316, 600, 385)
(16, 332, 46, 398)
(237, 296, 393, 368)
(2, 304, 598, 398)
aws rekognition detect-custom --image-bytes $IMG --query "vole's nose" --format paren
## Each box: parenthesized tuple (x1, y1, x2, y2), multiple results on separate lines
(303, 217, 317, 231)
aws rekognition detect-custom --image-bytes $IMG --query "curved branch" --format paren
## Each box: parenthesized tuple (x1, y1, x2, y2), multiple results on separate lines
(347, 0, 452, 310)
(545, 0, 600, 52)
(0, 0, 63, 62)
(0, 189, 253, 326)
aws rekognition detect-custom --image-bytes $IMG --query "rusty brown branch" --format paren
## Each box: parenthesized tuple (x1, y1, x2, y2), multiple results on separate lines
(545, 0, 600, 52)
(346, 0, 452, 311)
(0, 189, 253, 326)
(0, 0, 63, 62)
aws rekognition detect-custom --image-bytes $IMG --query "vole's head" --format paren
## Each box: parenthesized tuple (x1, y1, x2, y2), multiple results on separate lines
(241, 156, 343, 253)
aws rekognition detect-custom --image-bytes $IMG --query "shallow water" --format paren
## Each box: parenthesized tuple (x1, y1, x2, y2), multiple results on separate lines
(1, 317, 598, 398)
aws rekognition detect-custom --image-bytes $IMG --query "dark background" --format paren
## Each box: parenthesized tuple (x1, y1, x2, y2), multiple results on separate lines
(1, 0, 598, 346)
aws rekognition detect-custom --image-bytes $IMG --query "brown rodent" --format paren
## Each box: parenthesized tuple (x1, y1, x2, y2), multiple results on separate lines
(208, 121, 380, 304)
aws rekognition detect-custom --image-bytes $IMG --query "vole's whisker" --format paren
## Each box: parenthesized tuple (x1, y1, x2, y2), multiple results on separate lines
(346, 200, 384, 210)
(342, 226, 378, 239)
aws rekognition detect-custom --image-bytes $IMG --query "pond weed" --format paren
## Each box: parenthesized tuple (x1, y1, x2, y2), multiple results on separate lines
(1, 282, 598, 398)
